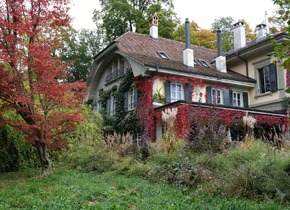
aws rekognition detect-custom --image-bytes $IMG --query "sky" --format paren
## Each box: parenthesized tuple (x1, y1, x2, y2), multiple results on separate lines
(69, 0, 278, 31)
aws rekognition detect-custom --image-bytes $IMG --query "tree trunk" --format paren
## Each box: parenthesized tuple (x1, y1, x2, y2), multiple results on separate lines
(35, 141, 52, 176)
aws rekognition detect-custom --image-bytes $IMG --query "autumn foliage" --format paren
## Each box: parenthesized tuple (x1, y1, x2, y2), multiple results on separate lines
(0, 0, 86, 175)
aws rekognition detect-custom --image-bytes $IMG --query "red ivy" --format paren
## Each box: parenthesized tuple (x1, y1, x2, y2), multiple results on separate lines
(134, 76, 155, 139)
(134, 73, 288, 141)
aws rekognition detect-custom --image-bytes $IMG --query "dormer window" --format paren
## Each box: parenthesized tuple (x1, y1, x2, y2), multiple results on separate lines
(157, 51, 169, 59)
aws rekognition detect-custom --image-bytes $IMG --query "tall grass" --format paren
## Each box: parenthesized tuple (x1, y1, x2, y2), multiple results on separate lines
(0, 168, 288, 209)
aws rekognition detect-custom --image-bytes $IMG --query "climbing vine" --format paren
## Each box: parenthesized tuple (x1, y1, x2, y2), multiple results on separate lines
(98, 69, 288, 141)
(99, 69, 143, 136)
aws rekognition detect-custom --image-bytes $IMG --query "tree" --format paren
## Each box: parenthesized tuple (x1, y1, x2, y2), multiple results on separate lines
(0, 0, 86, 175)
(211, 17, 255, 53)
(93, 0, 178, 43)
(271, 0, 290, 70)
(60, 28, 102, 82)
(173, 20, 200, 43)
(173, 21, 216, 50)
(211, 17, 235, 52)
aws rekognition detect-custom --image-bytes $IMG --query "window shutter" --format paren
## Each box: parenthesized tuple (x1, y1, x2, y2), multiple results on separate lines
(184, 83, 192, 102)
(269, 63, 277, 92)
(243, 92, 249, 108)
(165, 81, 171, 104)
(206, 86, 212, 103)
(223, 89, 232, 106)
(229, 90, 233, 106)
(124, 92, 128, 111)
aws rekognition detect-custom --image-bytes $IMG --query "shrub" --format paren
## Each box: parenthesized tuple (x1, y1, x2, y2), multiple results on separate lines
(187, 119, 227, 153)
(0, 125, 38, 172)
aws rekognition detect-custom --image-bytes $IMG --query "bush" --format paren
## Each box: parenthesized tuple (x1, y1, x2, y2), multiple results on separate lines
(187, 120, 227, 153)
(0, 125, 38, 172)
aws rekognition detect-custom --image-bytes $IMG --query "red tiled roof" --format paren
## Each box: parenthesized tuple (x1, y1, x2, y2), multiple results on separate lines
(115, 32, 256, 83)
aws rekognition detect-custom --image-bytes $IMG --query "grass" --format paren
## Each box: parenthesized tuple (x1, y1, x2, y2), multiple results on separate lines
(0, 168, 289, 210)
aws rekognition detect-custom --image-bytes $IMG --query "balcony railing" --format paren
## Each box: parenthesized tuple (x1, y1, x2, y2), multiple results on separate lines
(105, 68, 125, 84)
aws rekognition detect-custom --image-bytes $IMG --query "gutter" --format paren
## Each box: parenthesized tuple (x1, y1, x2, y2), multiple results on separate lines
(145, 64, 256, 87)
(154, 101, 287, 117)
(235, 50, 249, 77)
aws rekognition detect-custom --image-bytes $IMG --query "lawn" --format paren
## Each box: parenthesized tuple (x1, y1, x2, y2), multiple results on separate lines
(0, 168, 288, 210)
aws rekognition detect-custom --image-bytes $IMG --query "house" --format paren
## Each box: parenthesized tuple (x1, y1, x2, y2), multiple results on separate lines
(86, 14, 289, 142)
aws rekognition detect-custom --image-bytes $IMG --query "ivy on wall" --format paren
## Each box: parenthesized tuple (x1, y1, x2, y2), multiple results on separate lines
(99, 69, 142, 136)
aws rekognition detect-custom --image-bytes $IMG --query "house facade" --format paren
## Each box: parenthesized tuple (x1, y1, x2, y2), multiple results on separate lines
(86, 15, 289, 142)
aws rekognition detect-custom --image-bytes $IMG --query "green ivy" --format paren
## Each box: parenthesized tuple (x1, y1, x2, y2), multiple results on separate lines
(98, 69, 143, 136)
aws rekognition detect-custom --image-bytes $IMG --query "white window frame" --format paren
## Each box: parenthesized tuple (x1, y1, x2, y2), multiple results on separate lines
(232, 91, 243, 107)
(128, 87, 137, 110)
(170, 83, 183, 102)
(212, 88, 223, 104)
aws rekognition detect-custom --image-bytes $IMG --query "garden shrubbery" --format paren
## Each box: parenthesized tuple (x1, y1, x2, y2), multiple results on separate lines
(57, 106, 290, 204)
(60, 121, 290, 205)
(0, 125, 38, 172)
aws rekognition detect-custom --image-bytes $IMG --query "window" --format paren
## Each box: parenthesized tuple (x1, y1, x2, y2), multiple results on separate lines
(110, 95, 116, 116)
(170, 83, 183, 102)
(157, 51, 169, 59)
(105, 58, 125, 83)
(96, 100, 102, 112)
(128, 87, 137, 110)
(198, 59, 210, 68)
(212, 88, 222, 104)
(256, 63, 277, 94)
(259, 65, 270, 94)
(233, 91, 243, 107)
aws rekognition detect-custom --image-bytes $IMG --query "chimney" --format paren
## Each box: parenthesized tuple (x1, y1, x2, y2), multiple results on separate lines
(183, 18, 194, 67)
(233, 21, 246, 49)
(256, 23, 267, 38)
(215, 28, 227, 73)
(264, 11, 270, 34)
(149, 13, 159, 39)
(216, 28, 222, 56)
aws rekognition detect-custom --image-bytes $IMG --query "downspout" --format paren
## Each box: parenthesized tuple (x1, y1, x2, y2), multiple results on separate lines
(235, 50, 249, 77)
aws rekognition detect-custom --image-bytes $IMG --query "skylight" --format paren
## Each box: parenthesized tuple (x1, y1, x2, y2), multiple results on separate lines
(198, 59, 211, 68)
(157, 51, 169, 59)
(194, 59, 199, 65)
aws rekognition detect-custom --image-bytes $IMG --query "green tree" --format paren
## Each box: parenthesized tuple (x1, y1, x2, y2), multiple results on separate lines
(173, 20, 200, 43)
(211, 17, 235, 52)
(173, 21, 216, 50)
(211, 17, 255, 53)
(271, 0, 290, 70)
(61, 28, 102, 82)
(93, 0, 178, 43)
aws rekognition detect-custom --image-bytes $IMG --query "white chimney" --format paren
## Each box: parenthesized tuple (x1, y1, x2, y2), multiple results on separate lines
(149, 13, 158, 39)
(183, 18, 194, 67)
(215, 28, 227, 73)
(256, 23, 267, 38)
(233, 21, 246, 49)
(215, 56, 227, 73)
(264, 11, 270, 34)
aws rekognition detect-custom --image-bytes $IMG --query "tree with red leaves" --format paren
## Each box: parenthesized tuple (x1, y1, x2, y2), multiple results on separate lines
(0, 0, 86, 175)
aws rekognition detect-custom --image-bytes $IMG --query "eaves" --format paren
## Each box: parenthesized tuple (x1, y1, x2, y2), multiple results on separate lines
(144, 64, 256, 88)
